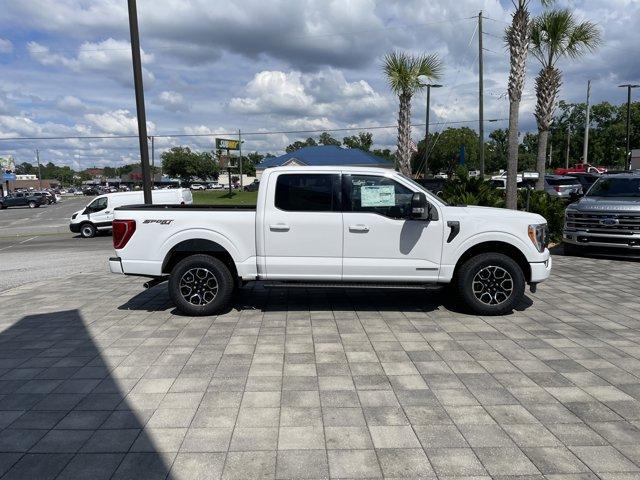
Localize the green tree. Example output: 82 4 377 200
531 8 600 189
486 129 508 173
318 132 341 146
343 132 373 151
412 127 479 175
161 146 218 182
382 51 443 175
285 137 317 153
371 148 395 163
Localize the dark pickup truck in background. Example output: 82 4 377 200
0 192 47 209
564 172 640 254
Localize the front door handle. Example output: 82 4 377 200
270 223 290 232
349 224 370 233
104 211 111 214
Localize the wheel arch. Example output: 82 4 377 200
453 241 531 282
162 238 238 281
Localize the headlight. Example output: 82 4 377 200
528 224 548 253
71 213 77 220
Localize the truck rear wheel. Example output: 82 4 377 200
455 252 525 316
28 201 36 208
169 254 234 316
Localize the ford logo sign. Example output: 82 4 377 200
600 217 619 226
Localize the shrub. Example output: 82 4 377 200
439 167 565 242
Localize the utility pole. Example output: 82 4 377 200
35 149 42 190
238 129 243 188
478 11 485 177
565 124 571 169
421 83 442 178
619 84 639 169
582 80 591 165
127 0 152 204
148 135 155 188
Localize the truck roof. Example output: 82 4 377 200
264 166 396 175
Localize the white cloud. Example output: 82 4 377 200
156 90 189 112
27 38 155 86
56 95 86 112
84 109 155 135
230 68 390 122
0 38 13 54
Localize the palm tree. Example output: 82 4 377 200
504 0 554 209
531 9 600 190
383 51 443 176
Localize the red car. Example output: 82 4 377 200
554 163 607 175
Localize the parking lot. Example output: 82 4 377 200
1 212 640 479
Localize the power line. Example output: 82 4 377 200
0 118 508 143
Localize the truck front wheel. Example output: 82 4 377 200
456 252 525 316
169 254 234 316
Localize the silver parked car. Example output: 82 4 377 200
545 175 582 199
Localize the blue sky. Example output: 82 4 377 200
0 0 638 168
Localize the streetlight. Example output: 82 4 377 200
618 84 639 170
418 80 442 178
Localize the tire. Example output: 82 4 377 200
455 252 525 316
169 254 234 316
0 203 6 210
80 223 97 238
28 201 36 208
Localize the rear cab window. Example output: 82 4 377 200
274 174 340 211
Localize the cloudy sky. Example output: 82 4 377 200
0 0 637 169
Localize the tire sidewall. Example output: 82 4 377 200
457 253 525 315
81 223 96 238
169 255 234 316
28 201 36 208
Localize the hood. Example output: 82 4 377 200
570 196 640 213
445 205 546 224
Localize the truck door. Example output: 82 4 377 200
341 174 443 281
262 172 342 280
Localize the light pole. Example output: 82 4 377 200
420 81 442 178
619 84 639 169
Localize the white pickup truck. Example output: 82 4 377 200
109 166 551 315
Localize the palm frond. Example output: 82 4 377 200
530 9 601 67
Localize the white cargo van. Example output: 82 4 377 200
70 189 193 238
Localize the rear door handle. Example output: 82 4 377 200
269 223 290 232
349 224 370 233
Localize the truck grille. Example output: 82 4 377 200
565 211 640 235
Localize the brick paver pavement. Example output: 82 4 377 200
0 254 639 479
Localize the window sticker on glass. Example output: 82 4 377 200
361 185 395 207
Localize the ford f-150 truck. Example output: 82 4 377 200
109 167 552 315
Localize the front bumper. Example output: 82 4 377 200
529 256 552 283
109 257 124 274
563 231 640 249
69 223 81 233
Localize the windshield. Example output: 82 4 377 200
398 173 449 206
587 177 640 197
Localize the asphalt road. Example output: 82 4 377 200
0 234 114 292
0 195 89 237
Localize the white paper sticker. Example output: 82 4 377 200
361 185 395 207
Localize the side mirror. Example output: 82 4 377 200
410 192 427 219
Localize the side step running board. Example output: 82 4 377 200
262 281 443 291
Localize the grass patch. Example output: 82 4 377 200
192 190 258 205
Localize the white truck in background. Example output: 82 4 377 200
70 189 192 238
109 166 551 315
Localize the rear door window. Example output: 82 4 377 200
275 174 340 212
